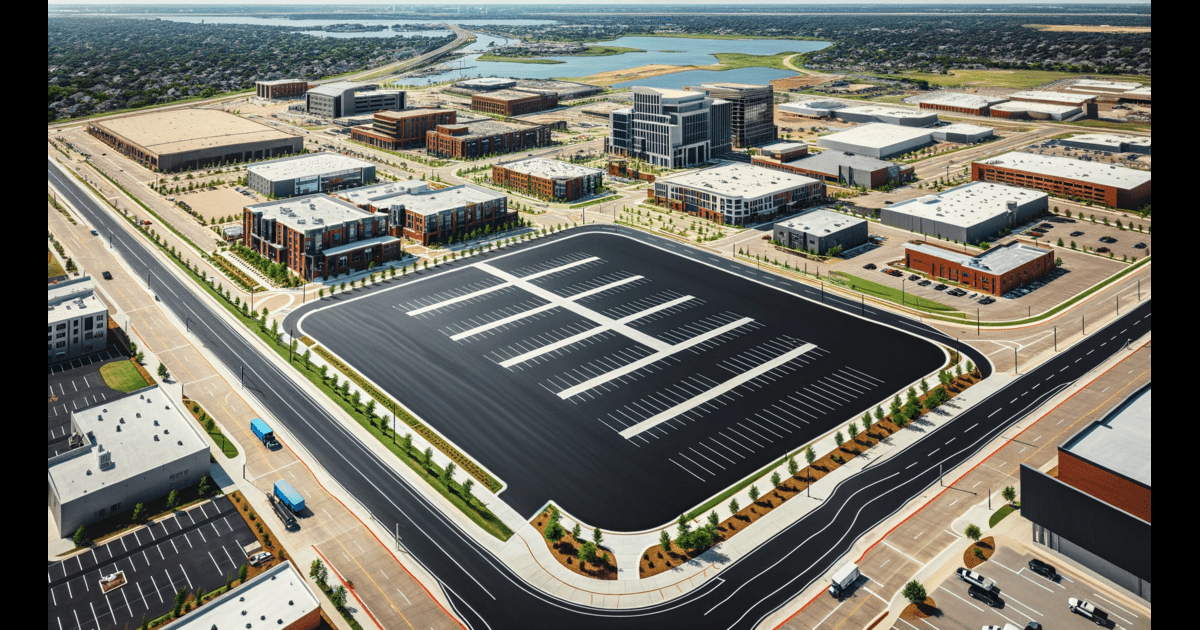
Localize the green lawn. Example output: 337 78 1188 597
989 504 1017 528
704 52 801 72
48 250 67 279
835 272 959 314
99 361 154 392
578 45 644 56
885 68 1151 90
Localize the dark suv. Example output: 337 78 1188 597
1028 558 1057 580
969 584 1003 608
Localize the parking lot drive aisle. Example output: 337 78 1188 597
47 350 128 458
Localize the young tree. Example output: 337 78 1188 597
956 364 963 378
902 580 927 606
577 541 598 564
350 390 361 411
834 431 845 451
787 455 800 478
771 471 782 488
748 485 760 505
73 525 88 548
707 511 720 531
544 518 565 543
659 529 672 553
157 362 168 379
848 422 859 443
571 523 582 541
920 378 929 394
173 587 188 618
198 475 212 497
331 585 348 609
364 399 376 420
302 349 311 370
890 395 903 418
310 559 328 587
1002 485 1017 504
966 360 975 375
461 478 475 502
166 489 179 510
862 412 873 436
401 433 413 454
444 462 456 485
422 447 433 469
964 524 982 542
728 497 740 516
805 445 816 469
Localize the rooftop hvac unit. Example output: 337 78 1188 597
98 449 113 470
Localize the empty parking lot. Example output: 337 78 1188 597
47 496 255 630
296 232 944 529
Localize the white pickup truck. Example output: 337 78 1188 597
957 567 998 592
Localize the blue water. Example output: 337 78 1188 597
613 67 799 90
402 34 828 85
143 16 552 38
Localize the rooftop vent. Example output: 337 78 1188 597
98 450 113 470
153 435 159 441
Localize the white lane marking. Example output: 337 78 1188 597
406 256 600 315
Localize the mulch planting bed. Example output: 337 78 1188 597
963 536 996 570
531 509 618 580
900 597 939 620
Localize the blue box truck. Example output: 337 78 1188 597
273 480 305 513
250 418 278 448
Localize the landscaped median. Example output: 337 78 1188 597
641 364 984 579
533 505 618 580
183 396 239 459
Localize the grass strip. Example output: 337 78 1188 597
685 446 808 522
99 360 154 392
48 250 67 279
989 504 1017 528
182 397 240 459
833 271 959 313
211 253 265 292
569 194 620 209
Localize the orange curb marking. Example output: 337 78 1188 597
773 337 1150 629
313 545 385 630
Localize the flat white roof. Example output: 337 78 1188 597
396 184 507 217
336 180 431 207
977 152 1152 191
887 181 1047 228
307 81 363 96
660 163 820 200
905 241 1050 276
248 152 374 182
818 123 931 150
1070 79 1144 92
839 104 933 119
1009 90 1094 105
1063 385 1151 487
1065 133 1152 150
920 92 1008 108
937 123 994 135
777 209 865 234
247 194 371 232
991 101 1081 116
458 77 515 86
48 387 208 503
762 141 807 152
257 79 306 86
49 278 106 325
633 86 700 100
170 561 321 630
780 100 845 113
498 158 603 180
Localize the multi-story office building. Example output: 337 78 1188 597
972 152 1151 209
351 109 457 150
386 184 511 245
492 158 603 202
773 209 868 255
425 119 552 159
255 79 309 100
686 83 776 148
247 152 376 198
471 90 559 116
243 194 400 279
651 163 824 225
607 87 731 168
304 82 405 119
48 277 109 363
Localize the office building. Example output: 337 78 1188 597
990 101 1082 121
881 181 1048 243
1060 133 1151 155
332 180 432 210
816 123 934 159
493 158 604 202
87 110 302 172
48 277 109 363
759 141 809 162
903 241 1054 296
247 152 376 198
305 82 405 119
471 90 559 116
687 83 777 148
779 100 845 119
455 77 517 91
607 86 731 168
1022 384 1151 601
929 123 995 144
753 150 914 190
351 109 457 150
255 79 309 100
835 105 939 127
381 184 511 245
425 119 552 159
48 387 209 538
918 92 1009 116
171 561 322 630
243 194 399 279
651 163 824 226
773 209 867 254
972 152 1151 209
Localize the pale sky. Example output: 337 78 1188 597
48 0 1151 5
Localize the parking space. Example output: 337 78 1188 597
47 349 127 458
1042 215 1151 262
46 496 256 630
908 546 1150 630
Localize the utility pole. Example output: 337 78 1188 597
1082 314 1086 335
1014 347 1018 375
240 366 244 389
1116 294 1119 315
1054 326 1057 352
977 308 980 335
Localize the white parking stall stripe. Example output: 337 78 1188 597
737 421 773 443
677 451 714 475
825 373 870 393
701 442 737 464
208 552 221 572
843 366 883 383
809 381 853 403
689 447 725 470
791 391 836 411
669 458 706 481
715 435 750 456
725 427 762 448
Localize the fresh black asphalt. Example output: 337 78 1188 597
52 157 1147 629
293 232 945 529
48 349 127 458
47 496 253 630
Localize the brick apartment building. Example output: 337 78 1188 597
255 79 309 100
351 109 457 150
390 184 511 245
471 90 559 116
243 194 401 280
903 241 1054 296
492 158 603 202
426 119 551 159
972 152 1151 209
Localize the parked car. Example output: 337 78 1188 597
890 269 903 277
948 288 967 297
863 263 877 270
102 271 113 280
1133 242 1147 249
884 200 894 204
918 280 932 287
909 274 920 281
934 284 948 291
957 568 997 592
969 585 1003 608
979 297 996 305
1099 236 1117 243
1068 598 1108 625
1070 231 1085 237
1028 558 1057 580
90 229 98 236
248 551 273 567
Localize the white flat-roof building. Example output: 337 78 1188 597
48 277 109 364
930 123 995 144
990 101 1082 121
1066 79 1145 96
247 152 377 198
651 163 824 226
1009 90 1095 106
881 181 1048 244
973 152 1152 208
333 180 432 209
773 209 868 254
836 105 939 127
816 123 934 158
1060 133 1151 155
48 387 210 538
493 158 604 201
456 77 518 91
779 100 846 118
170 561 322 630
918 92 1009 115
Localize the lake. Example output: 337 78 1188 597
137 16 552 39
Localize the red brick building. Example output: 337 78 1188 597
471 90 558 116
426 119 552 159
903 241 1054 296
492 158 604 202
973 152 1151 209
351 109 456 150
255 79 309 100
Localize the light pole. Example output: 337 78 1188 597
1054 326 1057 352
1014 347 1018 375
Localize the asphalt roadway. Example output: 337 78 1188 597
50 157 1150 629
293 232 945 529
